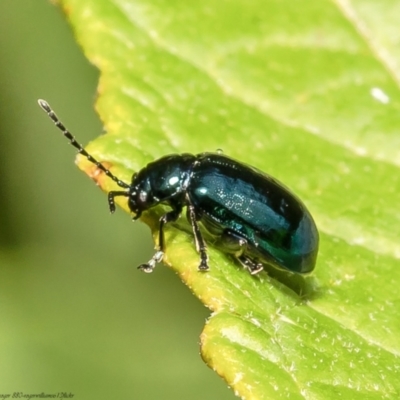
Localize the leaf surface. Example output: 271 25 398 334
60 0 400 398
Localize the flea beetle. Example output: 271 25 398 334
38 99 319 275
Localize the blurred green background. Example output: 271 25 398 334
0 1 233 398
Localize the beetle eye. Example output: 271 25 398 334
139 190 147 204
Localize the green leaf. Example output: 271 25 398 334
59 0 400 398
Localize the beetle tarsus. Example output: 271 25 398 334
138 250 164 273
249 264 264 275
237 255 264 275
198 261 210 272
138 263 154 273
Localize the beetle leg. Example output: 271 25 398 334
138 208 182 273
237 255 264 275
215 229 247 254
186 203 209 271
215 229 263 275
108 191 129 213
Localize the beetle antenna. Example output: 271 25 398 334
38 99 130 189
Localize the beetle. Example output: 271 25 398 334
38 99 319 275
